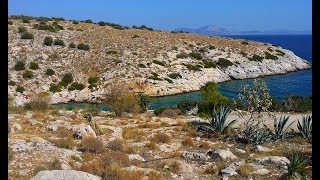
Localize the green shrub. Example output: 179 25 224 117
149 76 163 81
176 52 188 59
88 84 97 89
68 82 85 91
202 59 216 68
69 42 76 48
77 43 90 50
208 45 216 50
8 21 13 25
23 70 34 79
29 61 39 70
151 72 159 77
168 73 182 79
21 31 34 39
154 107 174 116
241 41 249 45
282 94 312 112
138 63 146 68
54 39 65 46
113 59 122 64
45 68 55 76
183 63 201 71
164 78 173 83
152 60 166 66
267 47 273 52
84 19 93 23
189 52 202 60
240 52 247 57
72 20 79 24
37 24 56 32
275 49 285 56
264 51 278 60
18 26 27 33
272 44 279 47
8 80 16 86
131 35 140 38
16 85 25 93
26 93 51 111
14 60 26 71
138 93 152 112
22 18 30 23
60 73 73 86
177 100 199 113
49 83 62 92
248 54 264 62
43 36 53 46
88 76 99 84
217 58 233 67
98 21 106 26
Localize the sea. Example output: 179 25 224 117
54 35 312 110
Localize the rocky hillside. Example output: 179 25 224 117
8 109 312 179
8 16 311 105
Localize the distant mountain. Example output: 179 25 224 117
173 25 311 35
174 25 233 35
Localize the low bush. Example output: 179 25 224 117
88 76 99 84
54 39 65 46
275 49 285 56
52 137 75 149
77 43 90 50
248 54 264 62
84 19 93 23
181 137 194 147
8 21 13 25
68 82 85 91
72 20 79 24
138 63 146 68
49 83 62 92
45 68 55 76
21 31 34 39
183 63 201 71
152 60 166 66
217 58 233 67
23 70 34 79
29 61 39 70
177 99 199 113
60 73 73 86
18 26 27 33
16 85 25 93
98 21 106 26
149 76 163 81
208 45 216 49
43 36 53 46
168 73 182 79
241 41 249 45
264 51 278 60
69 42 76 48
202 59 216 68
14 60 26 71
8 80 16 86
189 52 202 60
176 52 188 59
81 137 103 153
107 139 123 151
161 109 178 118
22 18 30 23
122 128 145 141
106 50 118 54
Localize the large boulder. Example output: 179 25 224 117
31 170 101 180
254 156 290 167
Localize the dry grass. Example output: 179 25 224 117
204 164 219 175
145 141 157 150
152 132 172 143
181 137 194 147
82 152 94 162
52 137 75 149
33 158 61 175
137 123 161 129
81 137 104 153
122 127 146 141
56 127 73 138
238 163 254 177
102 151 131 167
107 139 124 151
145 171 163 180
199 141 211 149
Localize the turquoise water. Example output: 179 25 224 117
54 35 312 111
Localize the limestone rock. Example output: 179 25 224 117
182 151 209 161
207 149 238 160
31 170 101 180
254 156 290 167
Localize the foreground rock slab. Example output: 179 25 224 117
31 170 101 180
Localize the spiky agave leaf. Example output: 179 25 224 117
273 115 293 140
211 106 237 134
297 115 312 142
279 153 308 180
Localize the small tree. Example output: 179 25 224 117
104 81 140 116
236 79 273 144
60 73 73 87
138 93 152 113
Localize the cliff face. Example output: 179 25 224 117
8 18 311 105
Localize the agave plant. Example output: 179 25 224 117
273 115 294 141
297 116 312 143
195 106 237 134
279 153 308 180
252 129 273 145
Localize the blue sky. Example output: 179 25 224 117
9 0 312 32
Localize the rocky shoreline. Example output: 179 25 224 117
8 18 311 105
